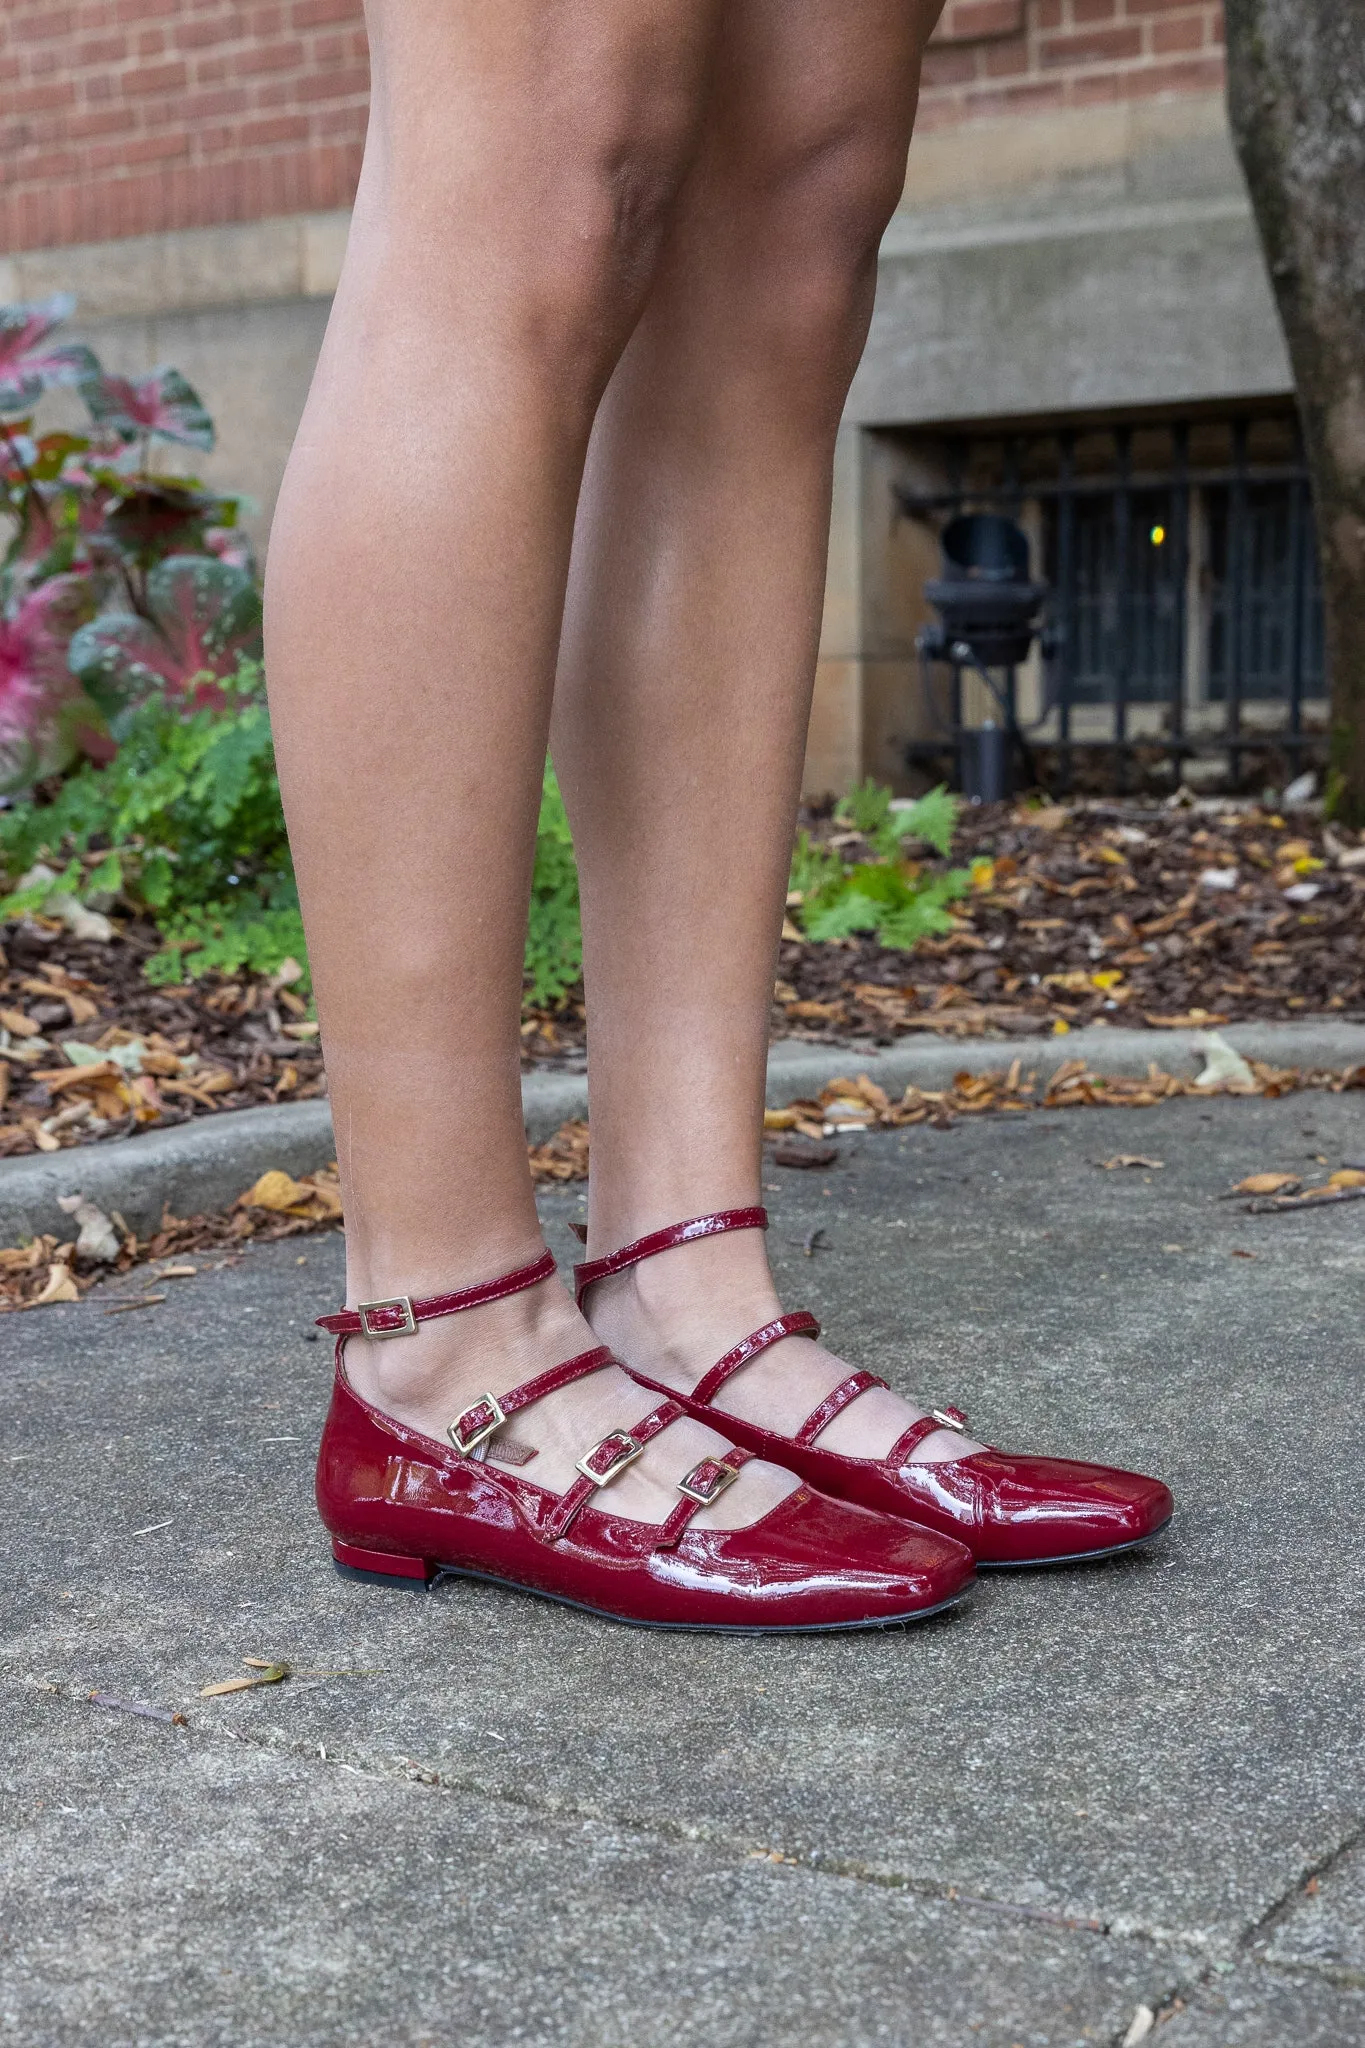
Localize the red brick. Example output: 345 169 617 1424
1072 0 1117 20
290 0 361 26
119 60 189 95
933 0 1024 43
1039 24 1143 64
1151 14 1207 52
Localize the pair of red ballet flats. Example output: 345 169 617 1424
316 1207 1172 1633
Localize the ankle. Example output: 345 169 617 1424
584 1231 782 1371
344 1277 589 1423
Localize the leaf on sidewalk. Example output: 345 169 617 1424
1231 1172 1302 1196
199 1660 290 1697
27 1261 80 1307
1096 1155 1164 1170
1193 1031 1257 1090
235 1167 343 1222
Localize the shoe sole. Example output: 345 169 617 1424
976 1512 1174 1570
332 1556 972 1633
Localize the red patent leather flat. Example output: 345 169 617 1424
314 1250 974 1631
575 1210 1173 1568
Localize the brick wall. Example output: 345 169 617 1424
0 0 369 253
0 0 1225 258
922 0 1224 127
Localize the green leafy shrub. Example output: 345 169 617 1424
789 780 971 947
525 765 583 1008
0 658 304 986
0 665 584 1005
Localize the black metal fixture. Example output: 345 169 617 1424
898 415 1324 795
915 512 1052 802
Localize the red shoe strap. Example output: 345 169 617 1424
793 1369 888 1449
886 1406 972 1469
692 1310 821 1405
654 1447 756 1551
447 1345 616 1456
318 1247 557 1339
544 1397 685 1541
573 1208 768 1306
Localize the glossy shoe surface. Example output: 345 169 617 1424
617 1393 1173 1568
316 1368 976 1629
575 1209 1173 1569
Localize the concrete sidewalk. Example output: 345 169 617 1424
3 1089 1364 2046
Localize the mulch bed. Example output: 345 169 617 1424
774 796 1365 1046
2 797 1362 1163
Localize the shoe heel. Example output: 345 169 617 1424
332 1538 437 1587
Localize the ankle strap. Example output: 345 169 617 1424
318 1247 557 1339
573 1208 768 1307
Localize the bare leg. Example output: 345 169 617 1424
553 0 978 1461
265 0 796 1527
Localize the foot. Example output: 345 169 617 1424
340 1265 801 1532
581 1226 987 1466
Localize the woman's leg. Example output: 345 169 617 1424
264 0 795 1525
553 0 975 1461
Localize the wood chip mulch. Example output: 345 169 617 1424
2 798 1361 1163
773 797 1365 1046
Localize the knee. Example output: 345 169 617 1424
524 115 693 380
725 118 911 400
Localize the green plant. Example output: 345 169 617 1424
789 781 971 947
525 765 583 1007
0 658 303 986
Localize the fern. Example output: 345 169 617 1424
795 782 970 950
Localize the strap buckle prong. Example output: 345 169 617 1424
677 1458 740 1507
575 1431 644 1488
357 1295 417 1340
448 1393 507 1457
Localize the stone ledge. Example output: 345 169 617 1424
0 211 351 324
3 1020 1362 1245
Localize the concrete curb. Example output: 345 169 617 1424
3 1019 1363 1244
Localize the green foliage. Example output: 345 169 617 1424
525 764 583 1007
790 782 971 949
0 657 305 987
834 777 959 858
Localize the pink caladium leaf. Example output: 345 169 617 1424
68 555 262 719
80 366 215 451
0 296 99 417
0 573 106 793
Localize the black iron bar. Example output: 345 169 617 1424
1113 427 1132 789
1169 425 1190 790
1287 429 1306 743
1227 420 1248 784
1056 429 1076 791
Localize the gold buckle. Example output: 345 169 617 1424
931 1406 967 1433
357 1295 417 1340
677 1458 740 1507
448 1393 506 1456
574 1431 643 1488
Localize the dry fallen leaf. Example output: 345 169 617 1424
1096 1155 1164 1171
27 1262 80 1307
1194 1031 1257 1090
0 1007 40 1037
763 1108 800 1131
199 1661 290 1698
56 1193 121 1265
1328 1168 1365 1189
1232 1172 1302 1196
